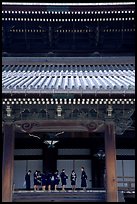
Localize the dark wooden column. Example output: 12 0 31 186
2 123 15 202
43 146 57 173
105 122 118 202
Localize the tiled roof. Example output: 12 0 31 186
2 63 135 94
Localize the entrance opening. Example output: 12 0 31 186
14 131 105 190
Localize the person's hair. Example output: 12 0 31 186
28 170 31 173
62 169 65 171
81 167 84 170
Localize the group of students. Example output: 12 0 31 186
25 167 87 191
33 169 60 191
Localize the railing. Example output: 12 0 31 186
117 176 135 192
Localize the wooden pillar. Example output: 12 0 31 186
2 123 15 202
105 122 118 202
43 146 57 173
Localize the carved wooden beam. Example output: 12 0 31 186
15 120 104 133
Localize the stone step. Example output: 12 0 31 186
13 191 106 202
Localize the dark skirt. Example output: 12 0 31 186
61 179 67 186
47 180 52 186
42 180 47 186
34 180 39 185
71 180 76 186
34 179 41 186
54 179 60 185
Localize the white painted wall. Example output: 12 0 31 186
13 160 43 189
14 160 26 189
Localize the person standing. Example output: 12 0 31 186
47 171 52 192
37 171 42 189
53 170 60 191
60 169 68 191
33 170 39 191
81 167 87 191
25 170 31 190
41 172 47 191
70 170 77 191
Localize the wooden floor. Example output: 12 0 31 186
12 190 106 202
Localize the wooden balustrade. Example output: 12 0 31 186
117 176 135 191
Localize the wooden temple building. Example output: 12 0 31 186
2 2 135 202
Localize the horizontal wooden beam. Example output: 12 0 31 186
15 120 104 133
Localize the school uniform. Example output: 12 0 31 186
37 172 42 186
70 172 77 186
54 172 60 185
34 171 40 186
81 170 87 187
60 171 68 186
47 172 52 186
41 173 47 186
34 171 41 186
25 172 31 190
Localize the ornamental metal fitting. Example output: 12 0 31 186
94 149 105 160
6 105 12 117
107 105 113 117
57 105 62 117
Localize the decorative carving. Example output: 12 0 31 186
39 109 49 119
21 109 30 119
2 102 135 135
88 109 97 118
86 122 97 131
71 109 79 118
112 109 134 135
115 117 133 135
21 122 39 132
78 111 88 119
